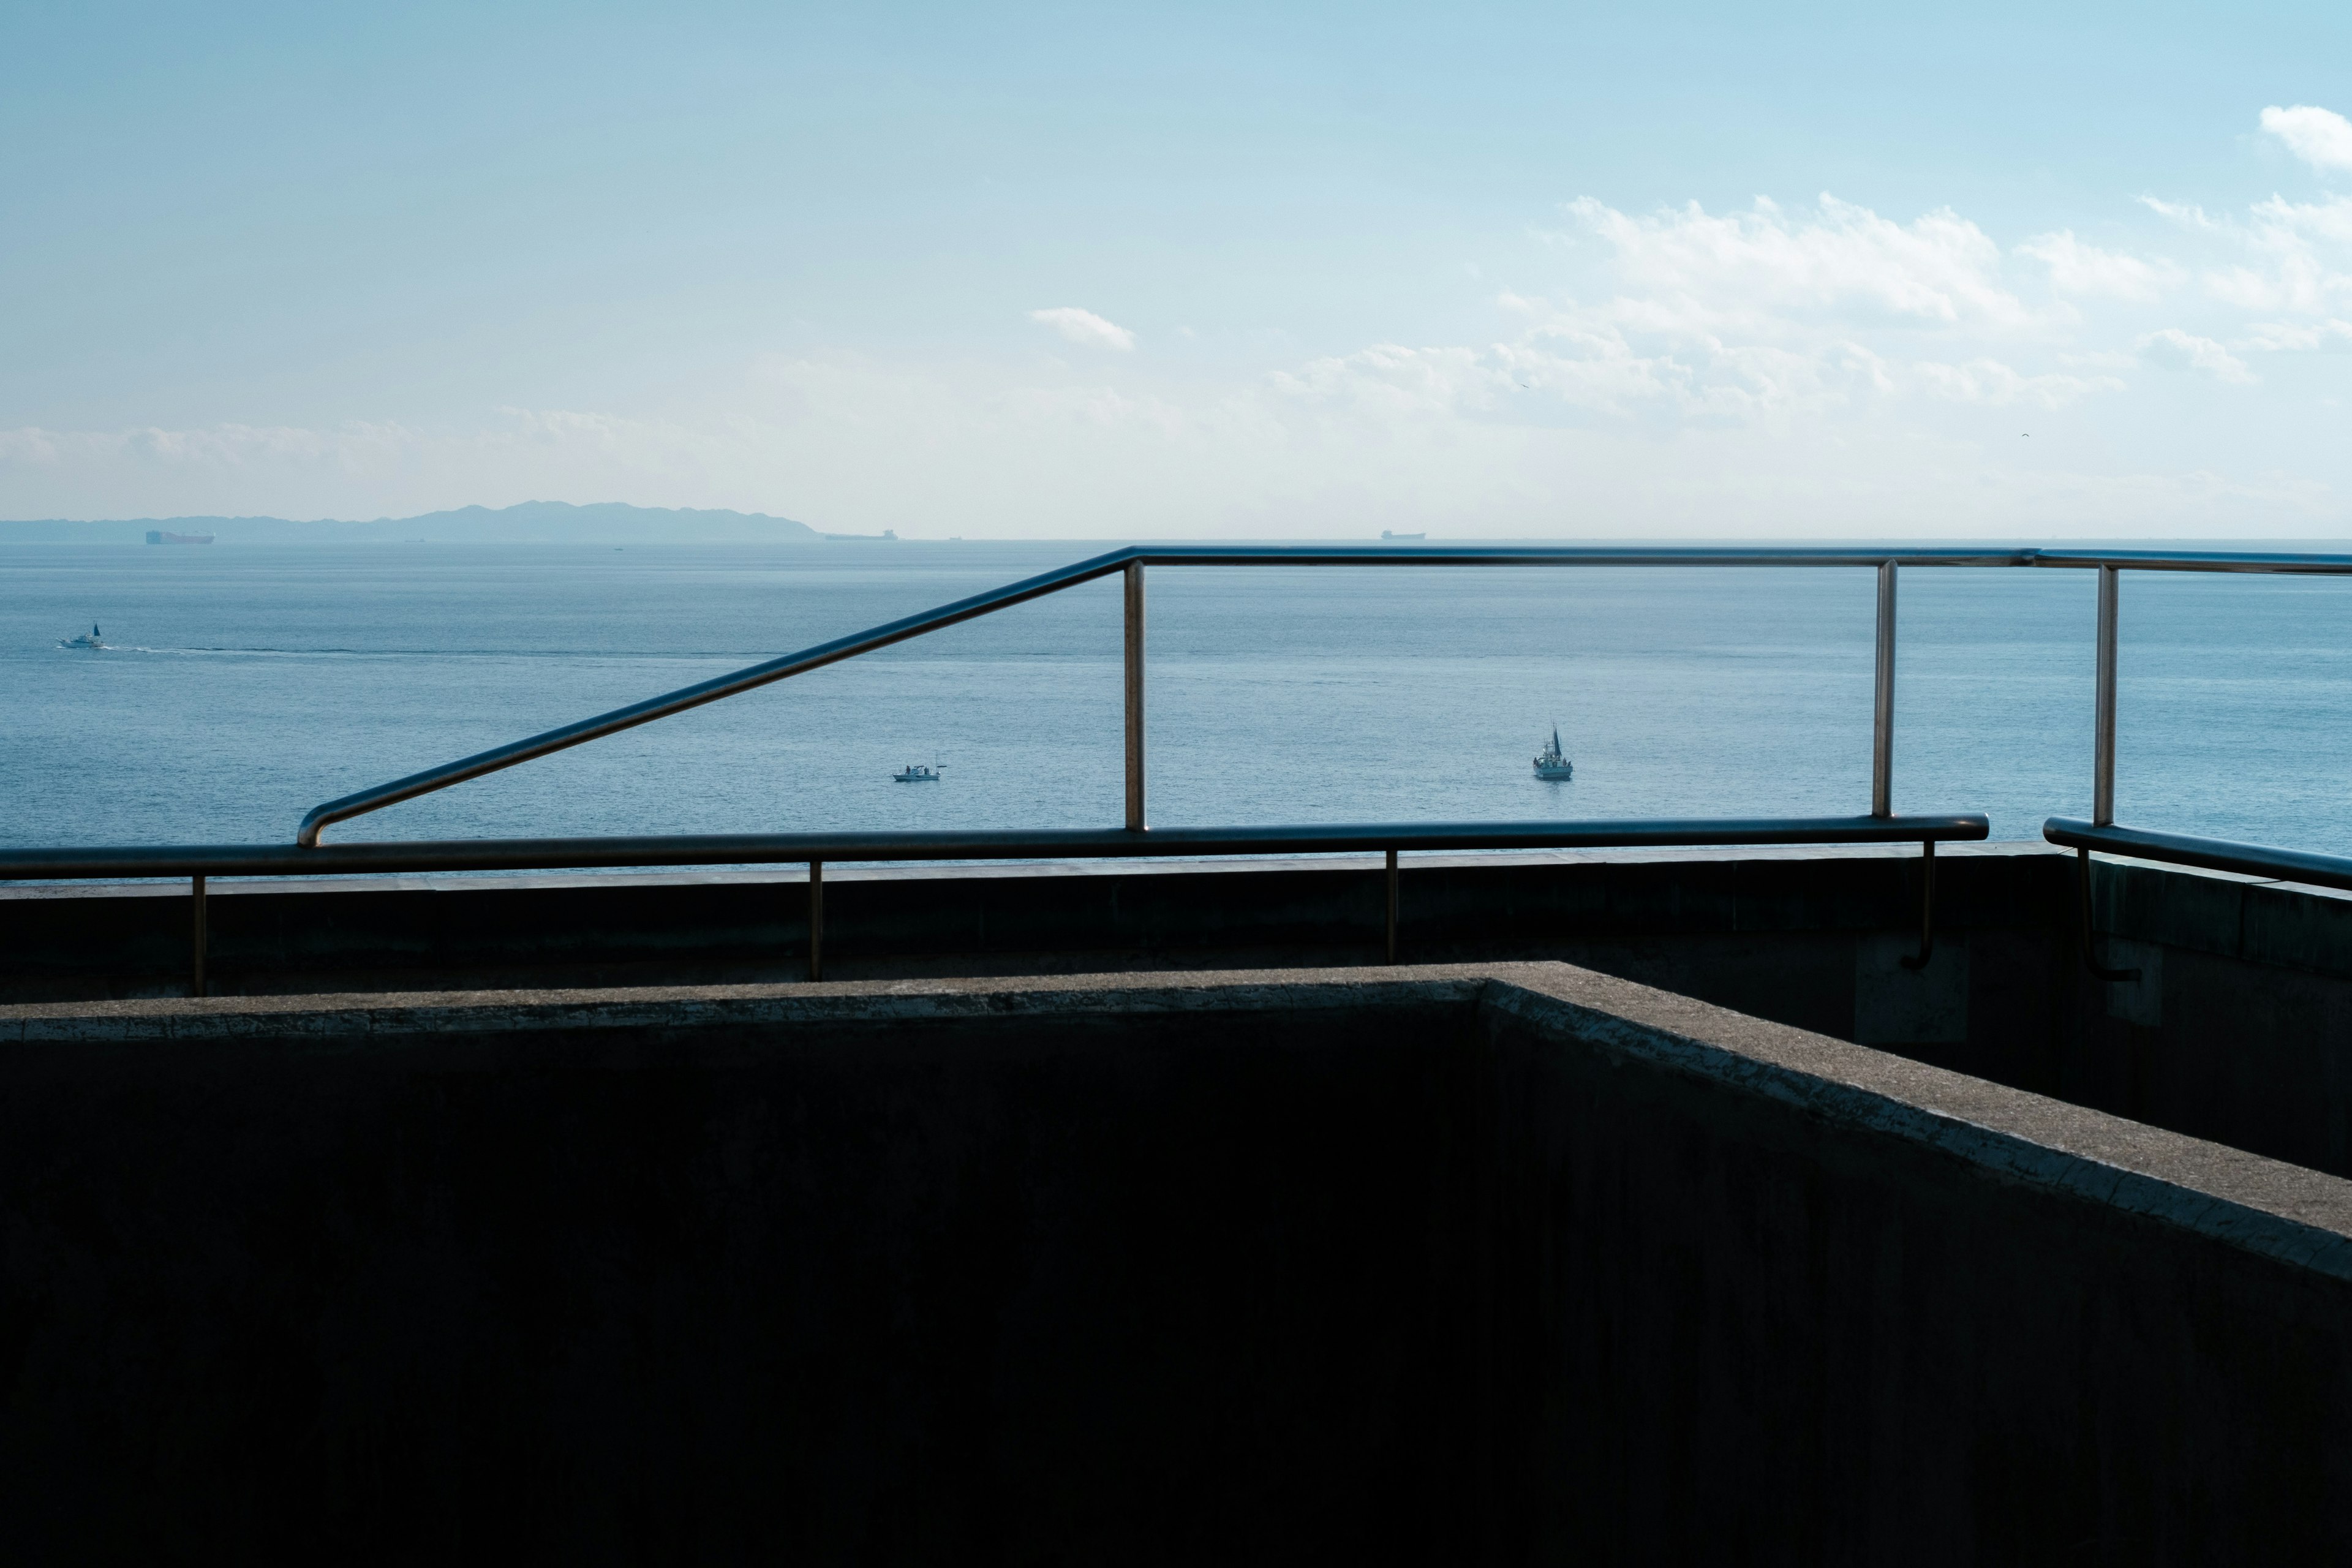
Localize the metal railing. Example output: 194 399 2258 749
290 545 2026 847
2028 549 2352 978
11 541 2352 995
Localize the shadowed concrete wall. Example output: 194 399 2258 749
4 967 2349 1562
1470 973 2352 1562
17 846 2352 1182
0 981 1483 1563
0 845 2070 1068
2053 856 2352 1182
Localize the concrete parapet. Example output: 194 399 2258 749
21 843 2352 1189
2067 856 2352 1178
2 965 2346 1558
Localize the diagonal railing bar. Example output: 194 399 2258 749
296 545 1135 846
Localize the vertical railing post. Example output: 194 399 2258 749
1385 848 1399 965
1124 560 1145 832
190 873 207 998
807 859 824 982
2094 564 2119 827
1872 560 1897 818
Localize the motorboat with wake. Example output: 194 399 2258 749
1532 726 1574 780
59 624 106 650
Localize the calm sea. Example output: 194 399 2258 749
7 541 2352 860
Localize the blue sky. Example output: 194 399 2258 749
4 1 2351 535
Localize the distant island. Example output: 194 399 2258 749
0 500 827 546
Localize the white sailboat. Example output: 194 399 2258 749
1532 726 1573 780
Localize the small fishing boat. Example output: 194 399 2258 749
893 761 944 783
60 624 105 650
1532 726 1573 780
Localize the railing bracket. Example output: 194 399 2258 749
1899 840 1936 970
807 859 824 983
1384 849 1399 965
190 873 208 998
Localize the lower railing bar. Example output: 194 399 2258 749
2042 817 2352 895
1899 840 1935 971
0 813 1992 883
190 873 207 999
809 859 824 983
1385 848 1398 965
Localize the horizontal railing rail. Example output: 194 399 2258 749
0 813 1991 882
2043 819 2352 895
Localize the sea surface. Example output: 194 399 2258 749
7 540 2352 864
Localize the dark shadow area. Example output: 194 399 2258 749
4 970 2350 1562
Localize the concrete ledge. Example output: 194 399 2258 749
1480 966 2352 1278
7 962 2351 1556
15 960 2345 1273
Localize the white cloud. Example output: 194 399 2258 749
2143 190 2352 315
2250 192 2352 247
1275 327 1905 426
0 420 420 474
17 184 2351 540
2138 328 2255 383
2140 197 2223 232
0 409 747 519
1271 196 2125 429
1028 306 1136 351
2244 318 2352 352
2261 105 2352 173
1914 358 2119 407
1558 193 2040 333
2015 231 2176 301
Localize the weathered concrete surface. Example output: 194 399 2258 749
35 845 2352 1189
4 965 2350 1561
2051 856 2352 1179
2 971 1485 1563
1469 967 2352 1562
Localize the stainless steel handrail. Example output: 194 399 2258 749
2043 820 2352 895
296 543 2046 845
2034 551 2352 972
288 542 2352 847
296 545 1135 846
0 814 1992 882
2027 549 2352 574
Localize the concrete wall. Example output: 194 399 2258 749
1472 971 2352 1562
17 845 2352 1184
0 979 1483 1563
2051 857 2352 1180
0 845 2072 1065
4 967 2350 1561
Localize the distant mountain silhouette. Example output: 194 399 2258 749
0 500 823 544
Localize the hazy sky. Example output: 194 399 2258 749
5 1 2351 536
